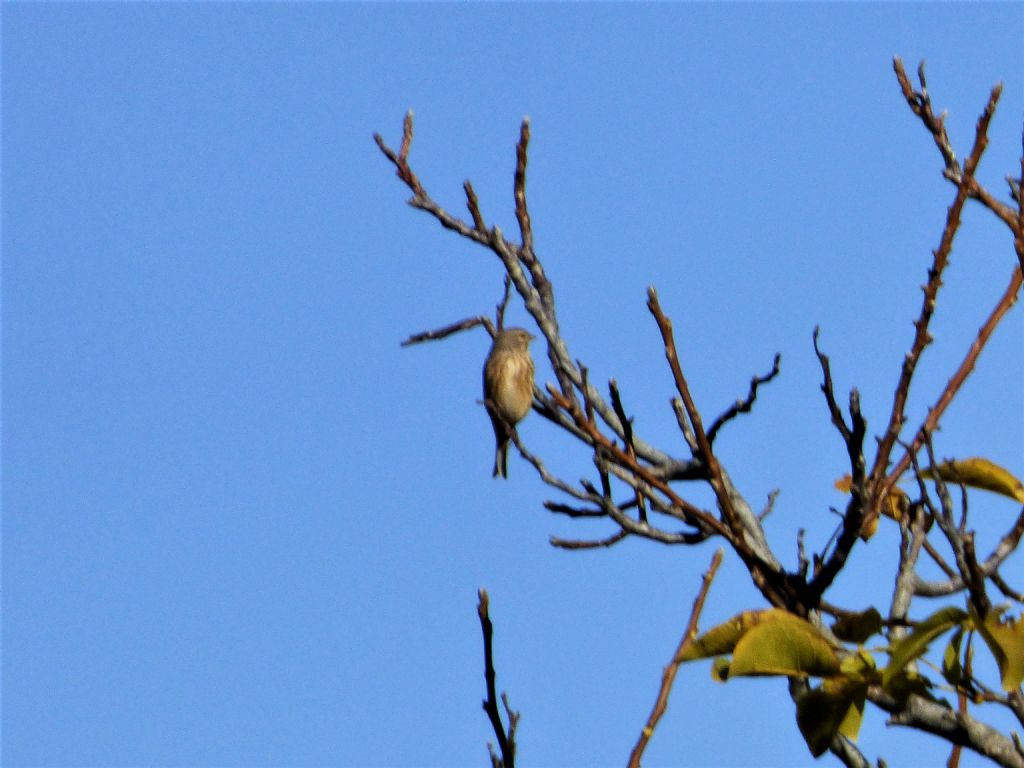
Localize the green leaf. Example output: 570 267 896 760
977 608 1024 691
941 628 964 687
729 613 841 678
883 606 968 688
839 649 878 683
831 608 883 644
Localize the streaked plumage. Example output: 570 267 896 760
483 328 535 478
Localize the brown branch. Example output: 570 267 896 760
893 59 1017 232
706 353 782 445
884 262 1022 492
871 63 1007 534
628 548 724 768
514 119 533 256
495 275 513 331
550 530 629 550
870 165 971 490
379 113 690 474
373 110 425 197
1017 126 1024 270
464 180 486 231
893 59 959 176
400 315 493 347
546 385 729 541
477 589 517 768
646 288 738 531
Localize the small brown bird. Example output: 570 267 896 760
483 328 536 478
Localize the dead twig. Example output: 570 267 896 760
401 316 494 347
628 548 724 768
477 589 517 768
706 353 782 445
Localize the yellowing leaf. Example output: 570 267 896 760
677 608 793 662
883 606 968 689
834 475 909 522
729 613 841 678
977 608 1024 691
921 457 1024 503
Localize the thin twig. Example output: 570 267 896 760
706 353 782 445
477 589 516 768
609 378 647 522
884 263 1022 492
627 548 724 768
464 180 486 231
514 119 533 257
812 328 852 443
546 386 729 540
873 64 1009 533
550 530 629 550
401 315 493 347
646 288 753 548
495 275 513 331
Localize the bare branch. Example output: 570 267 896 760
706 353 782 445
884 263 1023 494
628 548 724 768
892 59 959 176
808 386 868 602
477 590 517 768
609 378 647 523
870 688 1024 768
514 119 533 256
892 59 1018 231
401 315 494 347
889 503 929 636
812 327 852 443
991 570 1024 603
464 179 486 232
873 62 1016 535
495 275 514 331
550 530 628 550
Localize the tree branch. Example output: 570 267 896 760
477 589 517 768
628 548 724 768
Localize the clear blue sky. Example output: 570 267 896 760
4 4 1023 767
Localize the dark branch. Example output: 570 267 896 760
477 589 517 768
707 353 782 445
401 315 493 347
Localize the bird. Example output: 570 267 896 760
483 327 536 478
